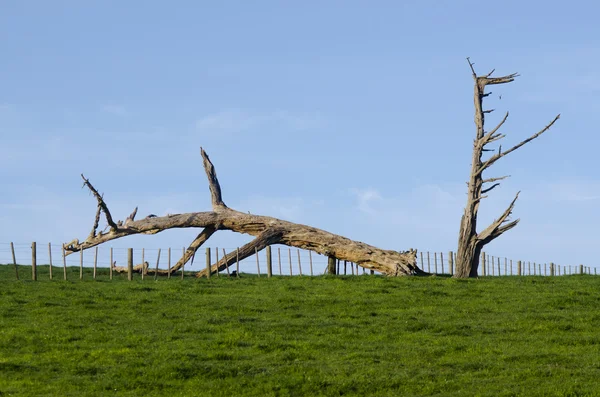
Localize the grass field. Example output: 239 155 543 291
1 264 600 396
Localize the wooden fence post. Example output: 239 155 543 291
127 248 133 281
266 246 272 278
206 247 211 279
93 246 98 280
155 248 161 281
297 249 302 276
288 248 293 275
11 242 18 280
168 247 172 278
550 262 554 276
277 247 282 275
580 264 584 275
215 248 220 278
31 242 37 281
420 252 424 271
517 260 522 276
309 251 314 276
344 260 347 275
497 257 500 276
222 248 230 278
434 252 438 274
427 252 431 273
62 246 67 280
110 247 113 280
448 251 454 275
528 261 531 275
79 249 83 280
48 243 53 280
327 256 336 275
255 247 261 277
510 259 513 276
481 252 486 276
440 253 444 274
504 258 507 276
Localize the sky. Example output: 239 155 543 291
1 0 600 270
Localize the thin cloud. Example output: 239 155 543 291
349 188 382 214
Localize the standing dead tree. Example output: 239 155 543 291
454 59 560 278
63 148 422 277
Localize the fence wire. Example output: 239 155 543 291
0 242 596 278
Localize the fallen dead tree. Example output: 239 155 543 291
63 148 421 277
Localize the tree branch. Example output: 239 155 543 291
481 112 509 144
481 183 501 194
476 114 560 175
196 228 284 277
65 149 419 276
477 191 520 243
201 147 227 210
482 175 510 184
81 174 118 230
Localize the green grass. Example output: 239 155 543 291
2 264 600 396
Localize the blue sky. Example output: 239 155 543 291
1 0 600 269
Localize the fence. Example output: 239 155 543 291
0 242 596 280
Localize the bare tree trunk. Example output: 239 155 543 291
455 59 560 278
64 149 421 277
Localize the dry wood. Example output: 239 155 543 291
455 58 560 278
64 148 419 277
48 243 53 280
93 246 98 279
31 242 37 281
11 242 18 280
62 246 67 280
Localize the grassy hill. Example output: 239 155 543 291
1 265 599 396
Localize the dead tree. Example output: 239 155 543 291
454 59 560 278
63 148 422 277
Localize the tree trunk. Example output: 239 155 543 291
64 148 422 277
454 59 559 278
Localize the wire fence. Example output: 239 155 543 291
0 242 596 280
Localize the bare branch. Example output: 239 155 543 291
196 228 284 277
477 191 520 243
482 175 510 184
473 195 488 204
485 133 506 145
200 147 227 210
477 114 560 175
481 183 501 194
483 109 495 114
467 57 477 78
479 73 520 86
81 174 118 230
125 207 138 226
140 226 216 275
89 204 101 239
481 112 509 144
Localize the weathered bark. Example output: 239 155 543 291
455 59 560 278
64 148 421 277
